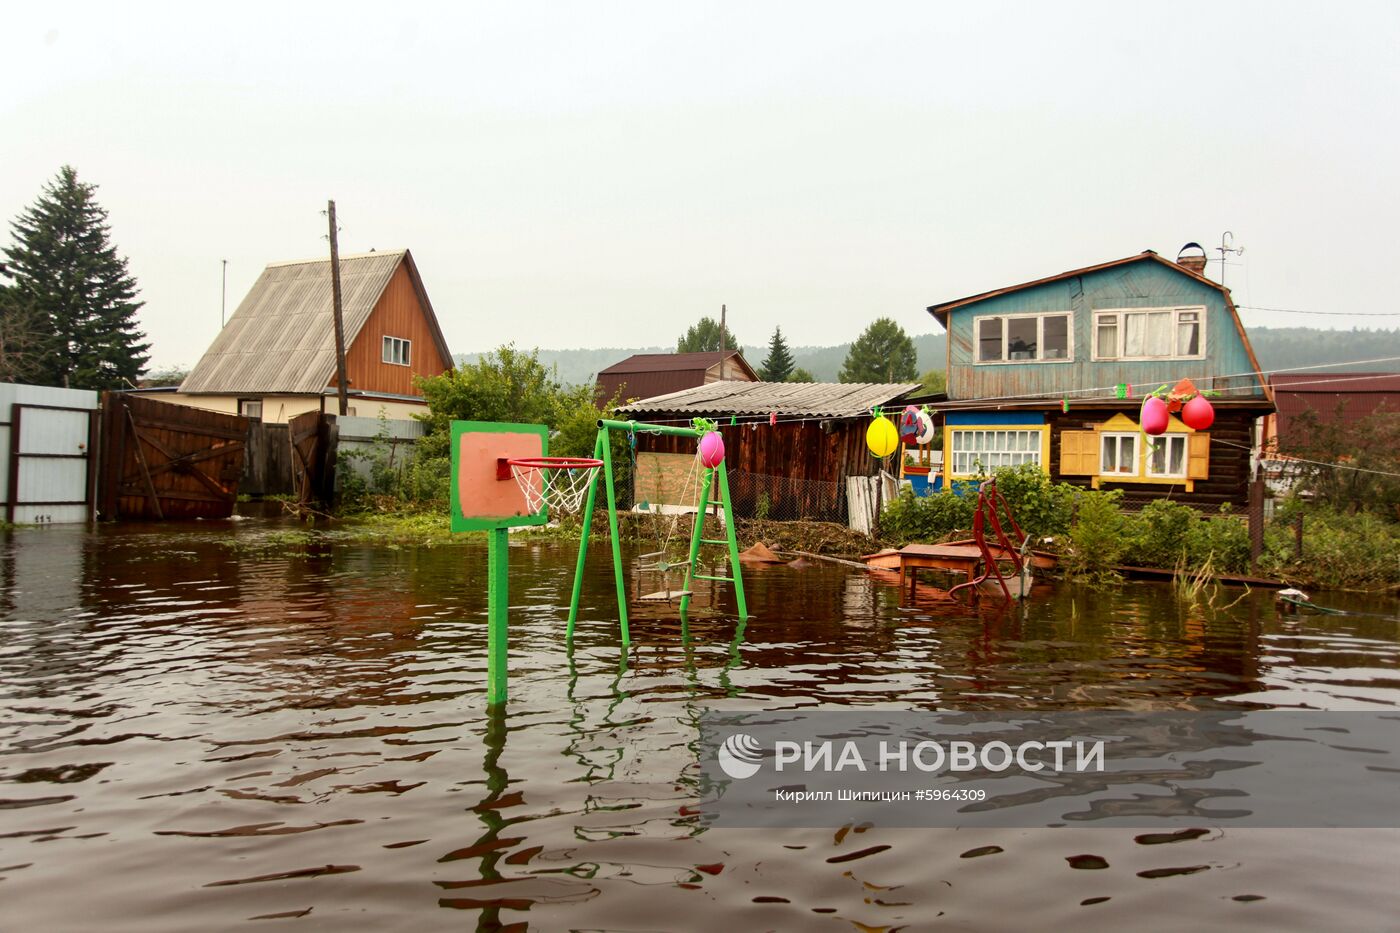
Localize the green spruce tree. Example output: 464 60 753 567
759 326 795 382
677 316 740 353
839 318 918 383
4 166 149 388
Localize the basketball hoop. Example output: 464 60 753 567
507 456 603 516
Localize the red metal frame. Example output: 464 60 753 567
948 478 1027 602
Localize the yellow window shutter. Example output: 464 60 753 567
1187 432 1210 479
1059 430 1096 475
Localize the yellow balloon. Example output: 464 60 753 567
866 416 899 458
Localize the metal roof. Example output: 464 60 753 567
598 350 753 375
1270 372 1400 445
596 351 758 404
616 380 921 418
180 250 449 395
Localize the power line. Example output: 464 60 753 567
617 355 1400 428
1238 305 1400 317
1215 437 1400 479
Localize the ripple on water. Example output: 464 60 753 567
0 523 1398 929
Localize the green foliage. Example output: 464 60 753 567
677 316 740 353
1064 490 1126 580
759 326 795 382
989 463 1076 541
3 166 149 388
787 367 816 383
1260 500 1400 589
1283 405 1400 517
917 368 947 395
840 318 917 383
0 284 45 383
356 344 628 512
1121 499 1251 575
880 486 976 542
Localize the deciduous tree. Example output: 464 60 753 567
839 318 917 383
677 316 740 353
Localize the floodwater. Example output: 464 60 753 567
2 520 1399 932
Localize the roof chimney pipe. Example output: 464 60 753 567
1176 242 1209 277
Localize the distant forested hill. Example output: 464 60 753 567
456 327 1400 387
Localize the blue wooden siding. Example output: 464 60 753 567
945 259 1265 401
945 411 1044 425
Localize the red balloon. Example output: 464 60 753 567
1141 396 1169 436
1182 395 1215 431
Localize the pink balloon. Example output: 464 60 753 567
1141 396 1169 436
1182 395 1215 431
698 430 726 468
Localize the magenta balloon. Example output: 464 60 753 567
1182 395 1215 431
698 430 726 467
1140 396 1169 436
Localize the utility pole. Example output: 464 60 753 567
327 200 349 416
220 259 227 327
719 304 727 379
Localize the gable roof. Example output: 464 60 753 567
181 249 451 395
597 350 757 402
616 379 920 419
599 350 756 376
927 251 1222 327
926 249 1273 403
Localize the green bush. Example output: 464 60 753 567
880 486 975 542
1063 489 1126 579
1124 499 1197 569
987 462 1076 542
1185 506 1251 574
1260 503 1400 589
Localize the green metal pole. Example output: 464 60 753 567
715 462 748 621
598 418 700 440
598 423 630 646
486 526 509 705
679 467 713 615
566 429 606 643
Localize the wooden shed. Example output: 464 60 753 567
616 380 919 521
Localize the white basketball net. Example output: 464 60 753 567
510 462 601 516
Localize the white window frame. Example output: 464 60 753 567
1092 306 1207 361
948 428 1044 477
238 398 263 420
382 336 412 366
973 312 1074 365
1146 434 1189 479
1099 432 1139 477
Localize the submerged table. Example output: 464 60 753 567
896 543 985 600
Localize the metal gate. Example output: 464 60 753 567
0 385 100 524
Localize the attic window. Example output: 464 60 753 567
975 313 1071 363
1094 307 1205 360
383 336 411 366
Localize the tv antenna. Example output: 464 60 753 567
1215 231 1244 288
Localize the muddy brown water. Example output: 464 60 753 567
2 521 1399 931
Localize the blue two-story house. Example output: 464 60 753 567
926 247 1275 509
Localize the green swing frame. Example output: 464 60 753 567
567 419 749 646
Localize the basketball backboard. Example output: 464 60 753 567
450 421 548 532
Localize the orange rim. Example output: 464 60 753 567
507 456 603 471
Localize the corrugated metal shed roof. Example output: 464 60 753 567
596 351 758 403
181 250 434 395
1271 372 1400 444
599 351 752 375
616 380 921 418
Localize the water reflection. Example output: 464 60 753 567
0 522 1397 930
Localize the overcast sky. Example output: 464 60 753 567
4 2 1397 370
